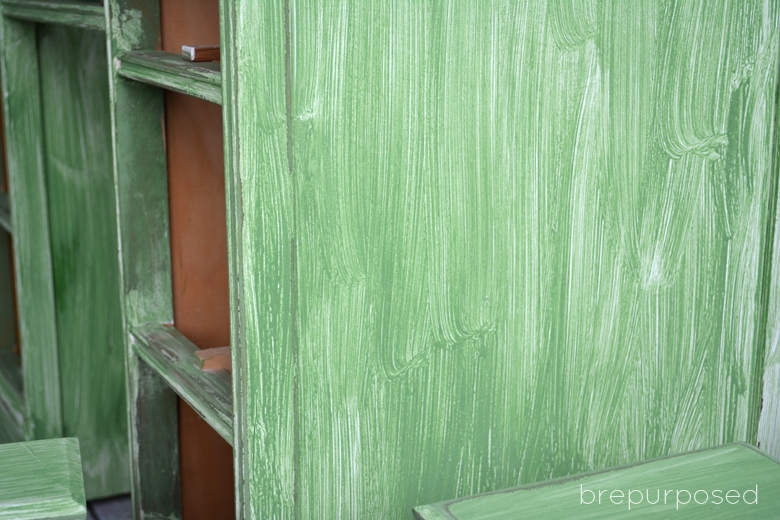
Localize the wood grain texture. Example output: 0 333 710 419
226 1 780 518
195 346 231 372
182 45 220 62
117 51 221 104
414 443 780 520
1 0 104 32
37 24 129 500
132 323 233 444
0 15 62 441
0 438 86 520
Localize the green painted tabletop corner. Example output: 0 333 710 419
413 443 780 520
0 437 86 520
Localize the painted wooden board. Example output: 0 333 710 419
225 1 780 518
0 14 62 441
220 1 291 517
413 443 780 520
117 51 221 105
36 24 129 500
0 438 86 520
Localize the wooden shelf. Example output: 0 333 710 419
0 193 11 234
1 0 105 32
117 51 222 105
131 322 232 445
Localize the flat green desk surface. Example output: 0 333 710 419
0 438 86 520
414 443 780 519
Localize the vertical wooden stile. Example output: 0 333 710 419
220 1 293 518
0 11 61 441
103 0 180 517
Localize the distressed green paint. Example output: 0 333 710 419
104 1 181 518
35 24 129 500
1 0 104 32
0 14 62 441
0 438 86 520
757 102 780 459
220 1 291 518
118 51 221 105
224 1 780 518
414 443 780 520
131 323 232 443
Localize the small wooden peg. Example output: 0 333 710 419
182 45 221 62
194 346 231 372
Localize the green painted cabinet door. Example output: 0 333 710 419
0 9 128 500
225 1 780 518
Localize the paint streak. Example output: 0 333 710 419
37 25 129 500
229 1 780 518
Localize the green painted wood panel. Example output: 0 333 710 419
221 1 291 517
227 1 780 518
0 438 86 520
0 14 62 441
414 443 780 520
36 24 129 500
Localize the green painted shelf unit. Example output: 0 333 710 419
104 1 231 517
0 437 87 520
0 0 129 500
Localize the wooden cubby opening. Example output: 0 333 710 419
160 0 234 518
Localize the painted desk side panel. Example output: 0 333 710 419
0 438 86 520
414 443 780 520
37 25 129 500
284 1 779 518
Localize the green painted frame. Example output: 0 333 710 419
0 6 62 441
104 0 243 515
